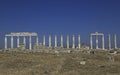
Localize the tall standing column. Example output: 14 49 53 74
5 36 7 49
72 35 75 48
114 34 117 49
43 35 45 46
78 35 81 49
23 36 26 46
96 35 98 49
36 36 39 46
67 35 69 49
17 36 20 48
11 36 13 49
102 34 104 50
108 34 111 50
61 35 63 48
90 34 93 49
29 36 32 50
55 35 57 47
49 35 51 47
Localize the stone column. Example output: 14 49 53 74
17 36 20 48
114 34 117 49
108 34 111 50
5 36 7 49
102 34 104 50
49 35 51 47
43 35 45 46
55 35 57 47
96 35 98 49
29 36 32 50
36 36 39 46
23 36 26 46
78 35 81 49
67 35 69 49
11 36 13 49
61 35 63 48
90 34 93 49
72 35 75 48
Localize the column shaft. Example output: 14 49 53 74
78 35 81 49
90 34 93 49
61 35 63 48
43 35 45 46
114 34 117 49
17 36 20 48
108 34 111 50
102 34 104 50
29 36 32 50
5 36 7 49
49 35 51 47
72 35 75 48
67 35 69 49
11 36 13 49
96 35 98 49
55 35 57 47
23 36 26 46
36 36 39 46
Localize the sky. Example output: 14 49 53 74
0 0 120 48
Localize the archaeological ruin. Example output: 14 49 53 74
1 32 119 53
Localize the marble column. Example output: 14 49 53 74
11 36 13 48
114 34 117 49
36 36 39 46
23 36 26 46
29 36 32 50
43 35 45 46
96 35 98 49
90 34 93 49
61 35 63 48
102 34 104 50
55 35 57 47
108 34 111 50
17 36 20 48
5 36 7 49
67 35 69 49
72 35 75 48
78 35 81 49
49 35 51 47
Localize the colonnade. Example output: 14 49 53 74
4 32 119 50
5 32 38 50
47 35 81 49
90 32 118 50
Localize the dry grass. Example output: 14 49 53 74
0 51 120 75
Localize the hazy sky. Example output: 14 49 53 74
0 0 120 48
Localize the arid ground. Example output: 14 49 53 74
0 51 120 75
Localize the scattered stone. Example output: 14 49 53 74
80 61 86 65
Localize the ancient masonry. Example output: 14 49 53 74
3 32 119 51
